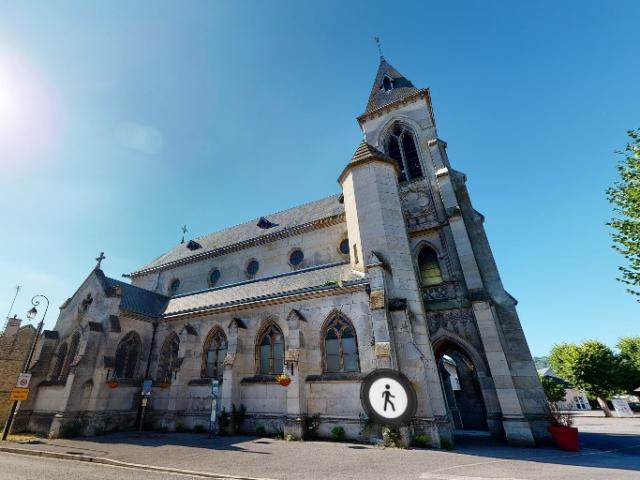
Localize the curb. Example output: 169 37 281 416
0 445 276 480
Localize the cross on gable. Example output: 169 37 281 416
95 252 106 269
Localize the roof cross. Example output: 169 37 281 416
181 225 187 244
95 252 106 269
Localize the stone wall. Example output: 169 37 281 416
0 318 36 426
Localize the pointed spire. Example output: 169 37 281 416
363 58 419 115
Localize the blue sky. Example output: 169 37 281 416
0 1 638 356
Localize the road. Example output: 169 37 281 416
0 453 229 480
2 416 639 480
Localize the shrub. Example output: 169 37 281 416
255 425 266 436
304 414 321 439
61 422 82 438
382 427 404 448
193 424 205 434
440 437 454 450
175 423 188 433
330 426 346 442
412 434 430 448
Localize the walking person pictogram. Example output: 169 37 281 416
382 384 395 412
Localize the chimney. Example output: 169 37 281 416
4 315 22 337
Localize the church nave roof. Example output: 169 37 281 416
131 194 345 277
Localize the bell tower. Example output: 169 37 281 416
342 58 549 446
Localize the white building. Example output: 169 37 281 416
16 57 549 447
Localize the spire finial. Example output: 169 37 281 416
95 252 106 269
374 36 384 60
181 225 187 244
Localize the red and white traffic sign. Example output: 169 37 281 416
16 373 32 388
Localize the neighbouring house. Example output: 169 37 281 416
538 367 591 411
0 316 37 426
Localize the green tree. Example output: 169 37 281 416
607 129 640 297
549 341 621 417
617 336 640 392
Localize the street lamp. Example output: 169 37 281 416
2 295 49 441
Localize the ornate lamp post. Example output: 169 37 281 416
2 295 49 441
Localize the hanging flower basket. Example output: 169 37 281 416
158 381 171 389
276 374 291 387
106 379 119 389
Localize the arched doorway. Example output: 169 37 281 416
435 342 488 431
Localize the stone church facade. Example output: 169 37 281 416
15 58 549 447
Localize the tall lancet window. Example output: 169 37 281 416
386 123 423 182
418 246 443 286
157 333 180 382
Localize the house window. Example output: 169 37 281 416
169 278 180 295
385 123 423 181
289 249 304 266
157 333 180 383
418 246 443 286
323 314 360 373
202 328 227 379
246 259 259 277
114 332 140 379
209 268 221 287
257 324 284 375
339 238 350 256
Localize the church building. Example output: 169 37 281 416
16 57 549 447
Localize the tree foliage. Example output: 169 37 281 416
607 129 640 297
618 336 640 392
549 341 621 399
540 376 566 403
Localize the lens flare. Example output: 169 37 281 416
0 47 58 174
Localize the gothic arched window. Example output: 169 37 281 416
257 323 284 375
418 246 443 286
157 333 180 382
59 332 80 381
51 342 67 381
385 123 423 182
323 314 360 373
114 332 140 379
202 328 227 379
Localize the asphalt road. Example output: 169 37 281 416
2 416 639 480
0 454 227 480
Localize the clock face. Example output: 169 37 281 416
360 369 417 425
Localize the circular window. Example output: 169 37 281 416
246 259 259 277
339 238 350 256
209 268 221 287
289 249 304 266
169 278 180 294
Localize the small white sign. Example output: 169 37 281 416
612 397 634 418
367 377 409 420
16 373 31 389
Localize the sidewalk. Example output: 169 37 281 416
1 416 639 480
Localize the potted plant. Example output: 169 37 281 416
106 377 119 389
276 373 291 387
541 375 579 451
158 376 171 389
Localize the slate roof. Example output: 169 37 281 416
132 194 345 275
103 276 169 318
364 59 421 115
350 141 395 164
164 261 364 316
338 142 399 183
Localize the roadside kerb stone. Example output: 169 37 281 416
0 445 276 480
